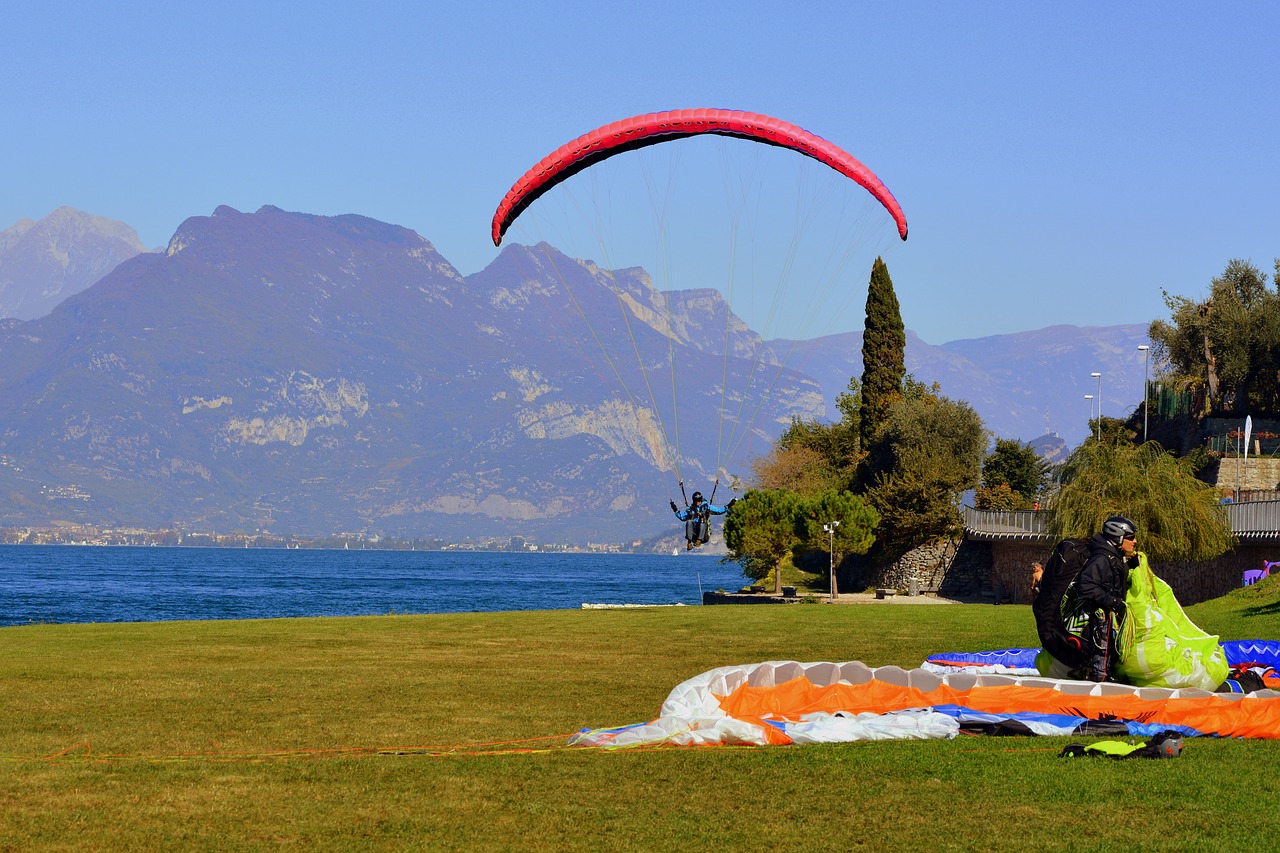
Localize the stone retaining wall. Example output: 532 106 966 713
876 538 993 597
1203 457 1280 495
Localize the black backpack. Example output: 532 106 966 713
1032 538 1092 669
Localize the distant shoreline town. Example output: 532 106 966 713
0 526 661 554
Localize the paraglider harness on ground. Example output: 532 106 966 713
1059 730 1183 760
1032 538 1093 671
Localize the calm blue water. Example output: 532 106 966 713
0 546 748 626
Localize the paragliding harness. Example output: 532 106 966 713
686 507 712 547
1215 663 1277 694
1032 538 1093 670
1059 730 1183 760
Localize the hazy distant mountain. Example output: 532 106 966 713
769 324 1150 444
0 207 148 320
1028 432 1070 465
0 206 819 541
0 204 1150 541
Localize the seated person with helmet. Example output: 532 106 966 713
669 491 735 550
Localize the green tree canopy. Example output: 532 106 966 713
724 488 878 594
1050 441 1235 562
981 438 1050 506
793 489 879 560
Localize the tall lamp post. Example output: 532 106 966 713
1084 394 1095 441
1090 372 1102 441
823 520 840 601
1137 345 1150 443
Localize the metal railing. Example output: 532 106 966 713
961 507 1054 541
1225 500 1280 539
964 501 1280 542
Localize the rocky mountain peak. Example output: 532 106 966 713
0 207 148 320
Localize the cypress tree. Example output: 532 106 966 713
859 257 906 454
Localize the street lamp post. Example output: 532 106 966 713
1090 372 1102 441
1137 345 1150 443
1084 394 1094 440
823 521 840 601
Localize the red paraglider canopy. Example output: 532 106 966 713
491 108 908 246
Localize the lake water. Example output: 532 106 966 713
0 545 748 626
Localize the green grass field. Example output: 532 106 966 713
4 578 1280 851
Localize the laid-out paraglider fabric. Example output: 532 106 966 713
924 641 1280 678
922 648 1042 675
569 659 1280 748
491 108 909 246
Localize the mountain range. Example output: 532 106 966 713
0 206 1150 542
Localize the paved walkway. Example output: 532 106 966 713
822 592 963 605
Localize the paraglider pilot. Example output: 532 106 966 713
1078 515 1139 682
670 491 735 550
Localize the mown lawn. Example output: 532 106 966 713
3 578 1280 851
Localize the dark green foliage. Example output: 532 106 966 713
981 438 1050 506
1149 258 1280 415
1051 441 1235 562
858 257 905 455
867 470 963 559
793 490 878 561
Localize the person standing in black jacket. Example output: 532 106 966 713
1077 515 1139 682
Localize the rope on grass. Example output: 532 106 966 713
4 733 585 765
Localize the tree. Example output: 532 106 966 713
723 489 802 593
865 393 987 559
974 483 1023 511
724 487 878 596
859 257 905 454
750 443 847 495
1149 258 1280 415
794 490 878 553
753 377 863 494
1050 441 1235 563
981 438 1050 507
793 490 879 594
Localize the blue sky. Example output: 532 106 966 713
3 2 1277 344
